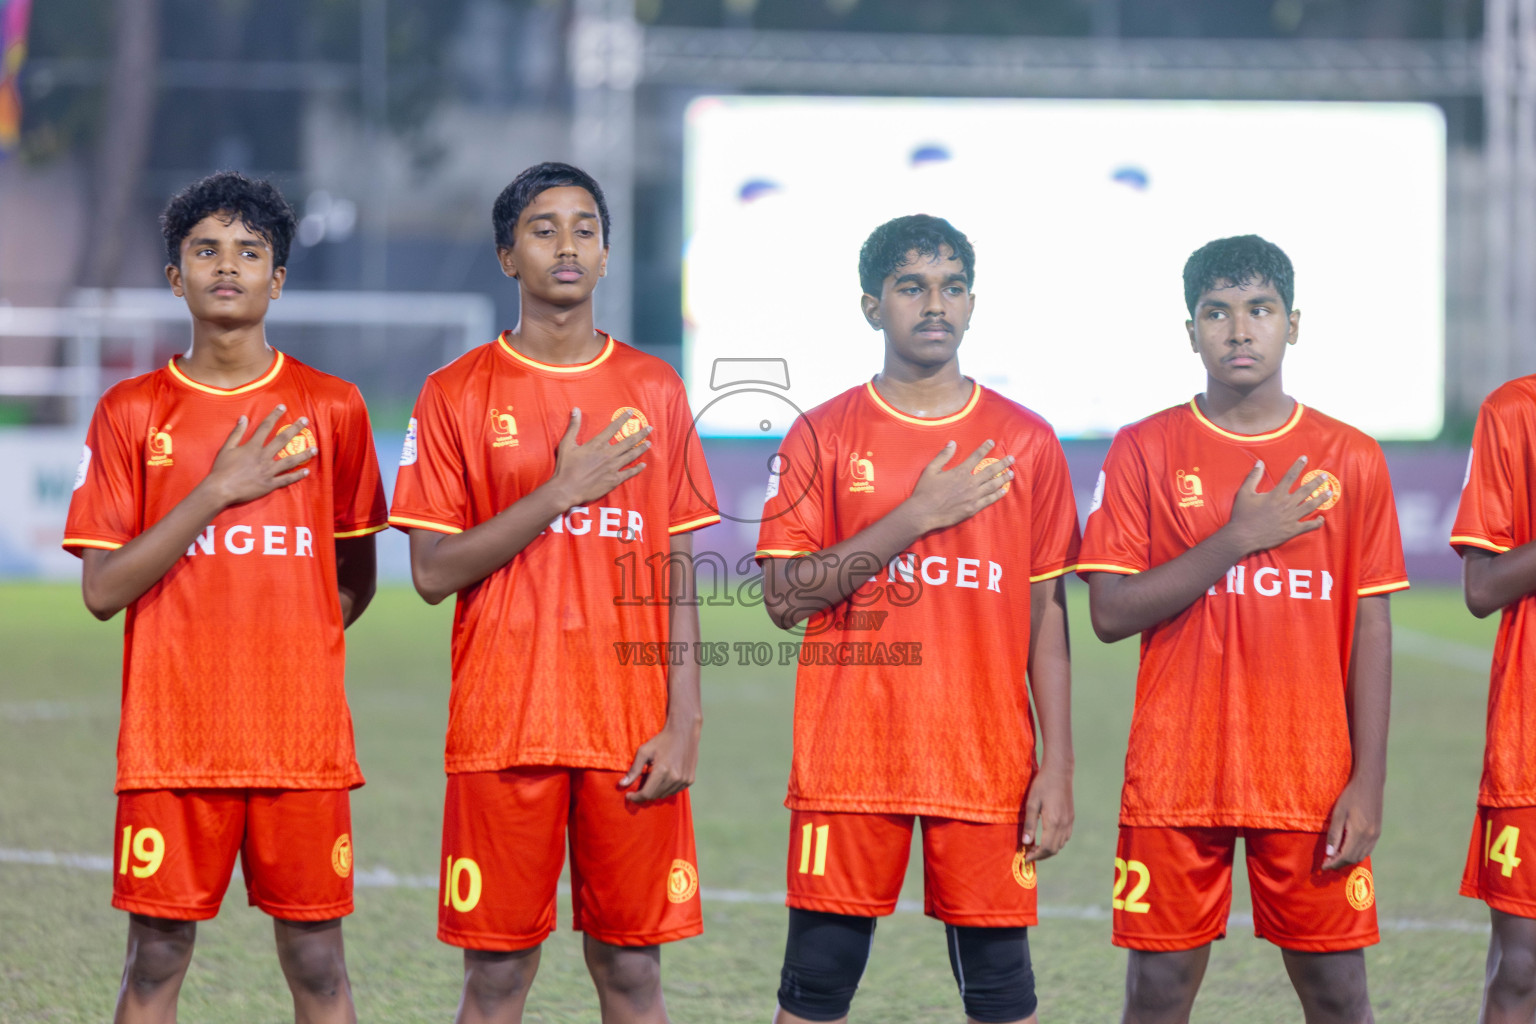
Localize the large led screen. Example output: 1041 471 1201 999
683 97 1446 439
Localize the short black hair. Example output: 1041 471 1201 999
492 162 611 250
1183 234 1294 317
160 171 297 269
858 214 975 297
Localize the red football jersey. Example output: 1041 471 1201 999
388 332 720 775
1079 399 1408 831
1450 375 1536 807
755 381 1081 823
63 351 388 792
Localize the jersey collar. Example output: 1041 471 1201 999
497 330 616 373
1187 396 1305 442
863 378 982 427
166 350 286 396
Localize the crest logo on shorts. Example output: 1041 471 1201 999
331 834 353 878
1299 468 1342 512
278 425 318 461
1345 864 1374 911
974 455 1011 496
489 407 519 448
847 452 875 493
610 406 650 443
1175 467 1204 508
147 428 174 467
667 858 699 903
1011 850 1037 890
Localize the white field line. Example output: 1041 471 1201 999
0 846 1489 935
1394 628 1493 674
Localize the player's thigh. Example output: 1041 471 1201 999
1462 805 1536 919
567 767 703 947
1244 830 1377 951
1112 826 1238 951
786 809 914 917
113 789 245 920
439 767 571 951
919 817 1037 927
242 788 354 920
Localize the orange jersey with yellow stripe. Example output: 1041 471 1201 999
1450 375 1536 807
388 332 720 775
754 381 1081 822
62 352 388 792
1079 399 1408 831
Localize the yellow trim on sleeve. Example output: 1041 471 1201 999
1450 535 1510 554
334 523 389 539
1188 397 1306 442
1075 562 1141 575
668 514 722 535
387 515 464 535
1357 581 1411 596
167 351 286 395
755 548 812 559
1028 565 1078 583
863 379 981 426
497 331 616 373
62 537 124 551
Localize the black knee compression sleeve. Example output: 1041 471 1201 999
946 924 1037 1023
776 909 877 1021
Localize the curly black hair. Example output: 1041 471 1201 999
1182 235 1294 317
492 162 611 250
160 171 297 269
857 214 975 298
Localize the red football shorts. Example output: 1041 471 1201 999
438 767 703 952
112 788 353 922
784 810 1038 927
1461 805 1536 917
1111 827 1378 953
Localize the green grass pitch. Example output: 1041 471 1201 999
0 581 1502 1021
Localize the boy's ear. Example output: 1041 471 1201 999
1287 307 1301 345
269 265 287 300
860 292 881 331
496 245 519 280
1185 319 1197 351
166 263 184 297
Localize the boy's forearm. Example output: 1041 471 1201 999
407 482 570 603
1086 525 1249 642
762 502 929 629
80 481 228 619
1462 544 1536 618
1347 595 1392 785
665 533 703 728
1027 576 1074 773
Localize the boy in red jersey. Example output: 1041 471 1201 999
1079 235 1406 1024
755 214 1078 1024
1450 377 1536 1023
63 171 387 1024
389 162 718 1024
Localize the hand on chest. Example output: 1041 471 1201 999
1159 447 1346 557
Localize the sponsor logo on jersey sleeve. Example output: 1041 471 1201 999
1175 467 1204 508
764 452 784 501
974 455 1010 495
1088 469 1106 514
667 858 699 903
489 407 519 448
74 445 91 491
1298 468 1341 511
847 451 875 493
147 428 174 467
400 417 418 466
